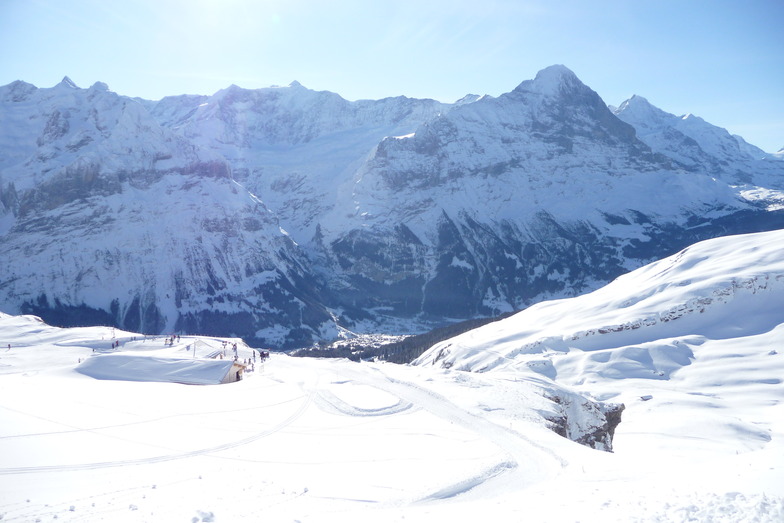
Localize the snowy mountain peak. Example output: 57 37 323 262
57 75 79 89
514 64 582 96
218 83 242 94
0 79 37 102
617 94 652 111
89 81 110 92
614 94 671 121
454 93 485 105
535 63 578 80
614 93 775 174
681 112 701 122
288 80 305 89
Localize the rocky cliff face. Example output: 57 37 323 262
148 82 449 242
1 68 783 347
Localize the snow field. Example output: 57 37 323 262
4 339 780 522
3 225 784 521
0 321 566 521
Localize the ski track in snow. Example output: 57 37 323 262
0 393 299 442
0 389 315 475
313 389 414 418
320 363 567 501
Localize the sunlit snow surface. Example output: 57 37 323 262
2 230 784 521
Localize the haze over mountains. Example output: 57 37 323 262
1 65 783 348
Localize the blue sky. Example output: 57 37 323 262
1 0 782 151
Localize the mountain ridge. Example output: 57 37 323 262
1 67 783 347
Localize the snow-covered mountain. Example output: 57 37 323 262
1 67 784 347
146 81 448 242
613 94 784 187
313 65 784 326
0 77 334 348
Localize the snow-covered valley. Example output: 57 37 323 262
1 229 783 521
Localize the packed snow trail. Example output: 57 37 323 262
301 358 567 502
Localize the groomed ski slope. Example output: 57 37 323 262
1 229 784 521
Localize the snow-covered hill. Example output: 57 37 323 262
416 228 784 373
414 229 784 510
2 67 784 346
1 229 783 521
